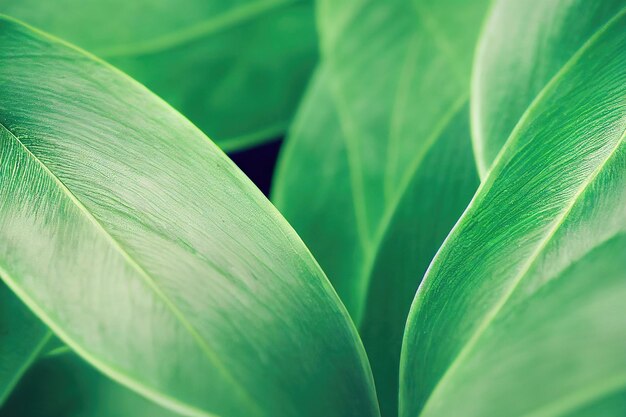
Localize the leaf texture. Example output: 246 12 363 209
0 16 378 417
273 1 490 414
471 0 626 176
401 7 626 417
0 0 317 150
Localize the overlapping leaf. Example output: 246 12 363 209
3 354 180 417
0 0 317 150
273 1 490 414
0 283 50 407
0 17 378 417
401 6 626 416
471 0 625 175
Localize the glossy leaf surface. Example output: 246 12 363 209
0 283 50 406
0 0 317 150
273 1 489 414
401 8 626 417
0 17 378 417
472 0 625 175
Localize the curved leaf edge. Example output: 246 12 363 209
0 14 377 417
354 96 469 326
0 255 221 417
0 329 52 407
401 6 626 416
470 4 626 178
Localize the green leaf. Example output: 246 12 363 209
562 389 626 417
471 0 625 176
401 7 626 417
273 1 489 414
3 354 181 417
0 16 378 417
0 0 317 151
0 283 50 406
43 342 72 358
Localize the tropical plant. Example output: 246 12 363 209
0 0 317 150
0 0 624 416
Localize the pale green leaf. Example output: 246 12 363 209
0 16 378 417
401 7 626 417
471 0 625 176
272 1 489 415
0 0 317 151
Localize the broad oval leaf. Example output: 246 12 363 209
0 0 317 150
0 283 50 406
401 8 626 417
273 1 489 415
471 0 625 176
0 16 378 417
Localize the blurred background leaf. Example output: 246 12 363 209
0 283 50 407
0 0 317 151
401 6 626 416
0 16 378 417
272 1 490 415
3 354 180 417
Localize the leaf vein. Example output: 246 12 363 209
0 121 262 417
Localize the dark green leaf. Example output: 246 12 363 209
3 354 180 417
0 16 378 417
0 0 317 150
0 283 50 406
401 8 626 417
273 1 489 414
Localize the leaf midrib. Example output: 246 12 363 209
0 121 262 417
326 2 468 209
327 74 469 324
416 8 626 415
420 124 626 417
321 0 475 323
384 32 421 203
471 5 626 178
95 0 298 58
355 95 468 325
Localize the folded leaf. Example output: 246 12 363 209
3 354 180 417
0 283 50 406
471 0 625 176
0 0 317 150
0 16 378 417
273 1 489 414
401 8 626 417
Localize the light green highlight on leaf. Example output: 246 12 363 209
0 16 378 417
